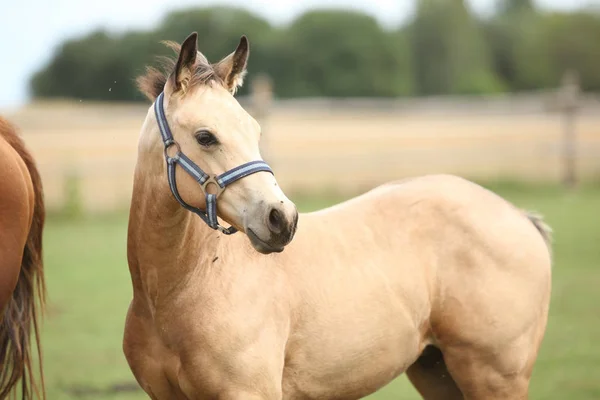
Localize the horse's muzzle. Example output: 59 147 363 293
247 205 298 254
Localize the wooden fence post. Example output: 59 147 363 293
558 70 580 189
251 74 274 163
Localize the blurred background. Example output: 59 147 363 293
2 0 600 398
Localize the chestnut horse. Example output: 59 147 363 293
124 32 552 399
0 117 46 399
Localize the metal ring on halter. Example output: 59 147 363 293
201 176 225 198
163 140 181 161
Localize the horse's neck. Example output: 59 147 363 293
127 167 217 306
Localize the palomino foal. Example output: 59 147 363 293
125 32 552 400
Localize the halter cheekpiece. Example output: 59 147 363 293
154 92 273 235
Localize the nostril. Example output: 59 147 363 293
268 208 284 234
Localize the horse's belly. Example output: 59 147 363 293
283 314 423 399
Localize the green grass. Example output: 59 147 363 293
38 182 600 399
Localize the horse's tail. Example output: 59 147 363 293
525 210 553 254
0 118 47 400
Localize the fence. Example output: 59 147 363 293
4 84 600 214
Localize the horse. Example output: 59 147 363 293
0 116 46 399
124 32 552 400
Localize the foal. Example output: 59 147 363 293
124 32 552 399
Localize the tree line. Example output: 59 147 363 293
30 0 600 102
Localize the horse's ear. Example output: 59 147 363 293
171 32 198 93
214 36 249 94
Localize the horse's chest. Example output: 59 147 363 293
149 294 290 396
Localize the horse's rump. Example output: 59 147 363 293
0 117 46 400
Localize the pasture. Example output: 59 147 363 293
40 181 600 399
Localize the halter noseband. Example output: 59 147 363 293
154 91 273 235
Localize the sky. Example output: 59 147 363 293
1 0 597 108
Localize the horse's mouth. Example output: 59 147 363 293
247 229 284 255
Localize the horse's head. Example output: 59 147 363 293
137 32 298 254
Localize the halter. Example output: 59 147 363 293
154 92 273 235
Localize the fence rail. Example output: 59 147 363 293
4 88 600 213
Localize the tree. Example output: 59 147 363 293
30 30 134 101
410 0 504 95
31 7 274 101
483 3 540 90
542 12 600 91
269 10 413 98
29 4 600 100
495 0 535 16
156 6 274 94
508 11 600 91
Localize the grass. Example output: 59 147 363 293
37 181 600 399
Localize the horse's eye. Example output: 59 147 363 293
195 131 218 147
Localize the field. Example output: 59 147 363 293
39 181 600 399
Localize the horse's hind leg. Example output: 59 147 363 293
406 346 463 400
440 345 532 400
438 317 547 400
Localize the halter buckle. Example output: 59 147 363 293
201 176 225 198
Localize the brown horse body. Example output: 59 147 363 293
0 117 46 399
124 33 552 399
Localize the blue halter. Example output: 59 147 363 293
154 92 273 235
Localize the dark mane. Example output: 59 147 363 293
136 41 222 101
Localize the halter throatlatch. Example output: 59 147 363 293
154 92 273 235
